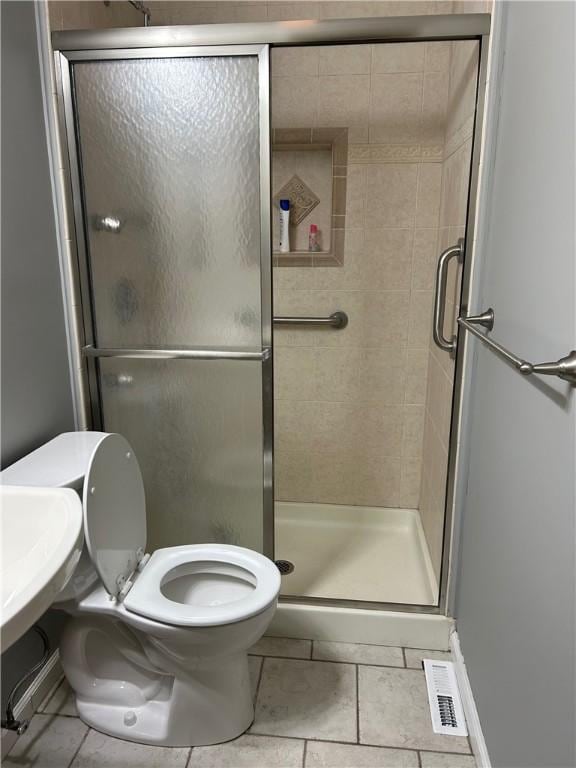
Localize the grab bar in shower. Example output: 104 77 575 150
458 309 576 384
273 311 348 329
82 345 271 361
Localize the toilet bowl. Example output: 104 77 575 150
1 432 281 747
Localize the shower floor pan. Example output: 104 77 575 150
275 502 437 605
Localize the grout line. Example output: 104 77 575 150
254 656 266 705
66 724 90 768
249 732 430 755
310 640 314 660
250 654 407 670
184 746 194 768
402 647 408 667
302 739 308 768
355 664 360 744
417 749 423 768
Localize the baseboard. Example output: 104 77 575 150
450 631 491 768
1 650 63 759
270 602 453 650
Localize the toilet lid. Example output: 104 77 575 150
83 433 146 597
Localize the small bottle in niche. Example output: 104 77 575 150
278 199 290 253
308 223 321 252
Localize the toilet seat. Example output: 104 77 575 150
123 544 281 627
81 432 280 625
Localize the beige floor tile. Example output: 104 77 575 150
40 678 77 716
358 667 470 753
313 641 404 667
253 658 357 741
189 734 304 767
250 636 312 659
4 713 88 768
420 752 477 767
404 649 452 669
249 655 263 699
71 729 189 767
306 740 419 767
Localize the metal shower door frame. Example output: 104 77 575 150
53 13 491 616
55 43 274 557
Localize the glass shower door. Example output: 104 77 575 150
66 48 272 554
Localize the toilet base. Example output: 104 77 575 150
59 610 264 747
74 654 255 747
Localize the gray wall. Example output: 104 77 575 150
1 1 74 710
1 0 74 469
455 2 575 766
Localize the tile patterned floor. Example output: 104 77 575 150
5 638 475 768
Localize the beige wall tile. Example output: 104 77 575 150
312 450 402 506
412 228 439 291
416 163 442 228
421 71 449 146
345 166 367 228
315 290 410 348
314 228 413 291
400 458 422 508
317 1 381 19
275 400 317 453
402 405 425 458
271 47 320 77
319 44 371 76
314 347 406 404
439 138 473 227
308 401 404 457
407 290 433 349
275 448 315 502
274 347 317 401
446 41 480 145
369 73 423 144
267 2 320 21
271 76 318 128
425 42 451 73
371 42 426 74
405 348 429 405
365 164 419 228
316 74 371 127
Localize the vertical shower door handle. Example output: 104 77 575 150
433 238 465 357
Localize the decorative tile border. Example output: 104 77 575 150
444 115 474 160
348 143 444 164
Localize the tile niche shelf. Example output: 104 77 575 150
272 127 348 267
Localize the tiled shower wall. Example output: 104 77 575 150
47 1 488 559
419 40 480 578
48 1 492 31
271 42 449 508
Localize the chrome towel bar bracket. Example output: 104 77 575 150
273 311 348 329
458 309 576 385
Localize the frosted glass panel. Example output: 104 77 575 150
99 358 264 552
73 56 261 348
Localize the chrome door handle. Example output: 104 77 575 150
433 238 464 357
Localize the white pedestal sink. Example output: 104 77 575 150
1 486 83 652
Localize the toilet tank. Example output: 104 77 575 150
0 432 107 490
1 432 108 601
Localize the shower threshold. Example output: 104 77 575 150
275 502 437 606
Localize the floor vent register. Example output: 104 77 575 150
423 659 468 737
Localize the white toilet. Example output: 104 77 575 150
1 431 281 747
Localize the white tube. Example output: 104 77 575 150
278 199 290 253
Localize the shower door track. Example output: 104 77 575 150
53 13 491 620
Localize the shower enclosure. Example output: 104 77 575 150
53 14 489 619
